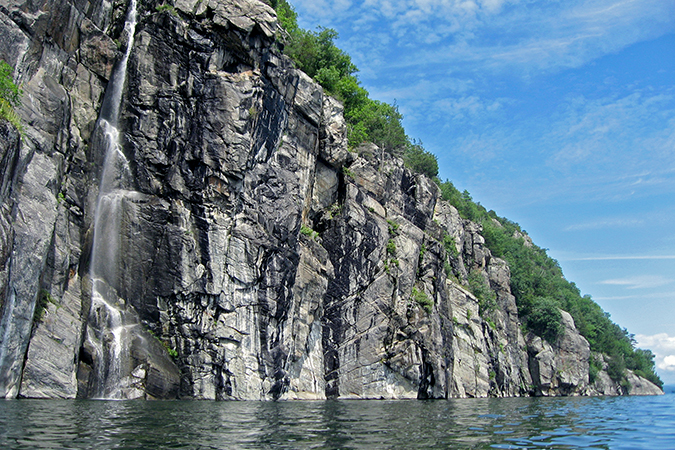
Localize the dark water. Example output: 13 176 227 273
1 394 674 449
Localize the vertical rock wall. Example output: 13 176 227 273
0 0 661 399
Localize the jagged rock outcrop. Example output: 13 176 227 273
0 0 662 399
526 311 591 396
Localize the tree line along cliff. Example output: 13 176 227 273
268 0 662 391
0 0 662 399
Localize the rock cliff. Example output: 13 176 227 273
0 0 662 399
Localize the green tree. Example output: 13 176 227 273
442 180 662 386
526 298 563 343
272 0 299 35
270 2 663 389
273 2 416 160
404 140 439 178
468 269 496 317
346 99 407 153
412 287 434 313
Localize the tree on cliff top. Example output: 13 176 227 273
437 178 662 388
273 0 436 176
273 1 661 390
404 140 439 178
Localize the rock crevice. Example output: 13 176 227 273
0 0 661 399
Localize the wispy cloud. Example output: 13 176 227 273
512 89 675 206
433 96 504 121
600 275 674 290
568 255 675 261
593 291 675 301
636 333 675 380
289 0 675 211
296 0 675 76
564 218 645 231
545 91 675 173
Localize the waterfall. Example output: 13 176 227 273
87 0 139 399
0 289 18 397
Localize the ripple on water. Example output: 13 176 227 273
0 395 674 449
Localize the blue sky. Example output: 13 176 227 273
287 0 675 384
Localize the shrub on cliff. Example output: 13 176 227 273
411 287 434 314
468 269 496 317
0 60 22 130
526 298 563 343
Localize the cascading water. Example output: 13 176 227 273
87 0 140 399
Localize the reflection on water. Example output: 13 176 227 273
0 395 674 449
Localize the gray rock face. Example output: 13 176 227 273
527 311 591 396
0 0 662 399
624 371 664 396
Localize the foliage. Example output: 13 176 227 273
606 354 626 382
387 219 400 236
0 61 20 106
34 289 57 323
327 202 342 219
436 180 483 221
418 243 426 263
412 287 434 314
166 346 178 359
589 355 601 384
526 298 563 343
346 99 407 153
404 140 438 178
0 60 22 130
444 261 453 277
435 177 663 387
146 326 179 360
629 349 662 388
155 4 178 15
443 233 458 258
271 0 299 35
467 269 496 317
386 239 396 256
273 1 437 172
300 224 318 240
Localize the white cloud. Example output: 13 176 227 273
636 333 675 382
291 0 675 82
663 355 675 368
306 0 675 75
433 95 503 120
600 275 674 290
545 91 675 170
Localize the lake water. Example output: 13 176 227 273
1 392 674 449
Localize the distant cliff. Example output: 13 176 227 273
0 0 662 399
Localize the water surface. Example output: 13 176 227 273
1 394 673 449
